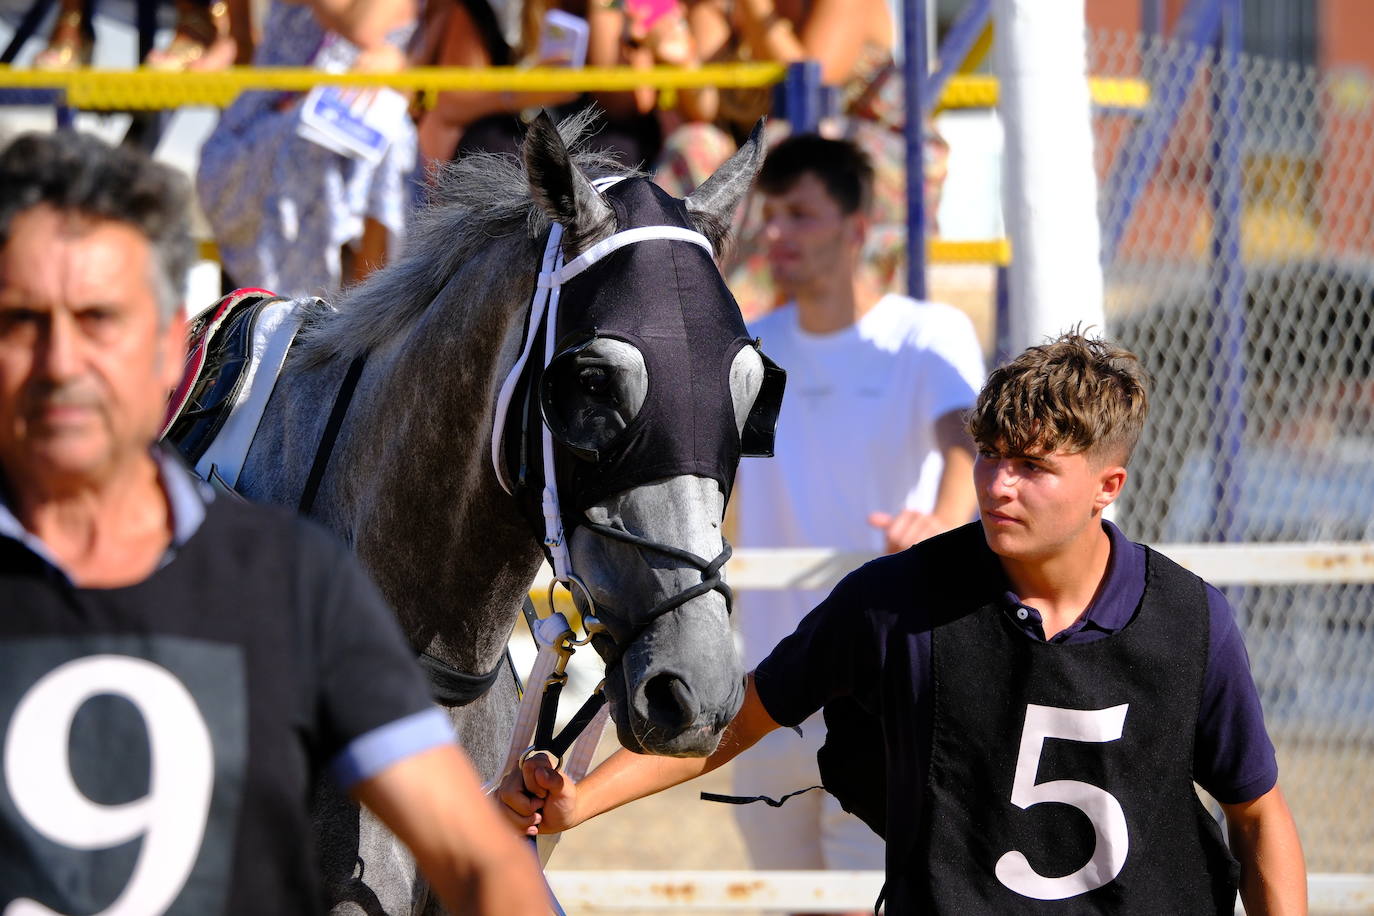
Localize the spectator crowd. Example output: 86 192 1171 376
24 0 945 308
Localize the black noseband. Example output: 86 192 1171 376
578 519 734 666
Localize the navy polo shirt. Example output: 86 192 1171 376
754 520 1278 809
0 447 453 793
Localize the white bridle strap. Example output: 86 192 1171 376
489 182 715 498
540 243 571 578
489 223 565 495
537 226 714 288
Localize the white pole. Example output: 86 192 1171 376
993 0 1106 353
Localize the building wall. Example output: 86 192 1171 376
1080 0 1374 262
1319 0 1374 253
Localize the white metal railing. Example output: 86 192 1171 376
726 542 1374 589
530 542 1374 599
544 871 1374 912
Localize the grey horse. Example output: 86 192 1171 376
231 111 771 912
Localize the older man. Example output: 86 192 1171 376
0 131 546 914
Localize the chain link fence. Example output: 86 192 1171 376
1090 29 1374 874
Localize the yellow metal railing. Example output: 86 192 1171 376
3 64 1086 268
937 73 1150 110
0 63 786 110
0 65 1146 113
197 237 1011 266
927 237 1012 266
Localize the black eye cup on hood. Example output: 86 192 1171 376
740 342 786 458
540 334 648 463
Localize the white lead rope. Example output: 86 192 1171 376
488 613 610 792
485 610 609 868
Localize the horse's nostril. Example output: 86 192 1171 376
642 673 698 731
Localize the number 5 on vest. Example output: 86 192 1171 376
995 703 1130 900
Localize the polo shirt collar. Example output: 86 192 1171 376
993 520 1146 643
0 446 212 584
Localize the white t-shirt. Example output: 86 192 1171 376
735 294 985 668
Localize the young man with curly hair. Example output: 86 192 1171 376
502 331 1306 915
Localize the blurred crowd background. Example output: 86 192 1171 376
0 0 960 325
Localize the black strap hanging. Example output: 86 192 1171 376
298 352 368 516
700 785 822 808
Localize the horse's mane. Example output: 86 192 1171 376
293 109 638 366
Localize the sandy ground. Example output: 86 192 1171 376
534 729 1374 916
1277 737 1374 874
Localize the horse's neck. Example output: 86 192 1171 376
333 236 547 669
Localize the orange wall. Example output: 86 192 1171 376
1318 0 1374 253
1085 0 1141 33
1084 0 1190 35
1320 0 1374 71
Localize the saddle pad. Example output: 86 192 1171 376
161 287 277 440
193 297 304 488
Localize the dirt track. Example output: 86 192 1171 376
545 731 768 916
539 731 1374 915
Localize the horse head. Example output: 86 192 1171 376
513 113 780 757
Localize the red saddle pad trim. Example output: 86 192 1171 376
160 287 278 438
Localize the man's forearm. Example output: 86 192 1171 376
932 410 977 528
573 746 722 825
357 744 550 915
931 451 976 528
426 846 549 915
1224 786 1307 915
570 675 779 827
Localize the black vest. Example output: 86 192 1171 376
921 546 1239 914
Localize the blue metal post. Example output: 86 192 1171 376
921 0 991 113
56 98 75 130
1100 0 1222 266
1141 0 1163 39
903 0 929 300
779 60 823 134
1209 0 1245 542
993 264 1010 365
135 0 157 62
1141 0 1163 84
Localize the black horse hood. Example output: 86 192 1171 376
548 178 775 510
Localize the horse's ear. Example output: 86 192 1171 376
684 118 766 252
524 110 614 252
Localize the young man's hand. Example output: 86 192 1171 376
499 751 581 835
353 744 550 914
498 676 781 840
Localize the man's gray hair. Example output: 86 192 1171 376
0 131 196 324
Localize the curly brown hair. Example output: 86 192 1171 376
966 330 1150 466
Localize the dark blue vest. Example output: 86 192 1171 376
921 543 1239 913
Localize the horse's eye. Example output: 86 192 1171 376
579 366 611 396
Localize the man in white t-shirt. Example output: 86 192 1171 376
732 135 985 888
